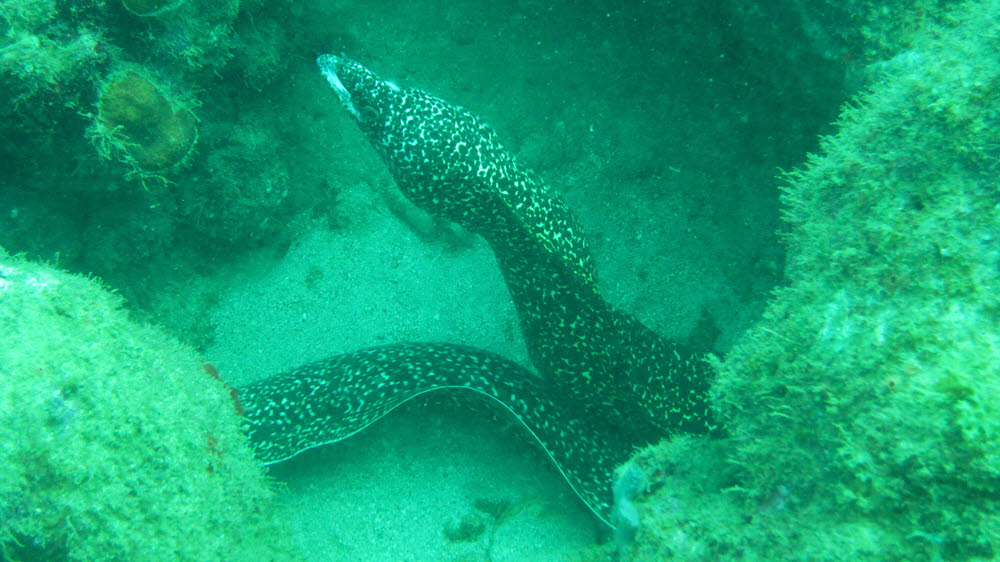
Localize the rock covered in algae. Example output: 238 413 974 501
619 1 1000 560
95 71 198 172
0 248 299 560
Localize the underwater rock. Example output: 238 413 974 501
95 71 198 172
621 1 1000 559
0 248 298 559
179 120 291 245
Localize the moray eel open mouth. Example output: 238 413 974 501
239 54 716 531
317 55 361 121
318 54 402 130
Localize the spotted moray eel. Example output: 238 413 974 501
238 55 716 529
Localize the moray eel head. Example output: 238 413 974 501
317 53 504 223
316 54 401 129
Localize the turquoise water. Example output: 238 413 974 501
3 1 998 560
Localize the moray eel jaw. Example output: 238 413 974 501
317 55 362 121
316 54 405 129
316 54 405 137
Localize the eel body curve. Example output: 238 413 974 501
315 54 714 441
239 55 717 531
240 343 629 526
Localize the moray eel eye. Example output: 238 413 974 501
358 103 380 123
